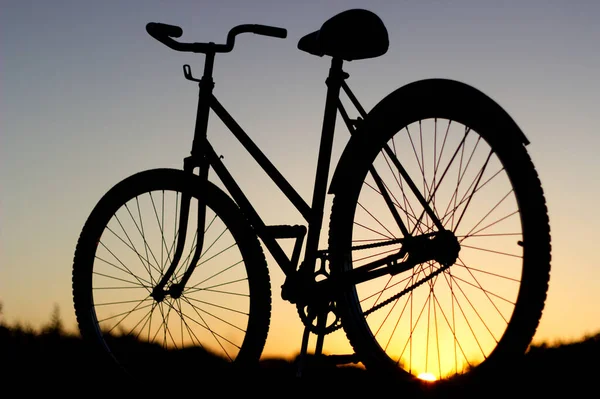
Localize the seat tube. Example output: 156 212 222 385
304 57 344 270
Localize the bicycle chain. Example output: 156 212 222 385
343 232 433 253
360 263 451 318
348 237 405 252
300 237 449 334
328 248 452 333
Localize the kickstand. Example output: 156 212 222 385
296 323 312 377
296 310 327 377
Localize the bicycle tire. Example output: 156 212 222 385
72 168 271 378
328 79 551 382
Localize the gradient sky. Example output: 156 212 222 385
2 0 599 359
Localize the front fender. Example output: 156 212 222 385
329 78 529 194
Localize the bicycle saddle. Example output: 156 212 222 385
298 9 389 61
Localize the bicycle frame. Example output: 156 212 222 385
153 49 447 305
147 48 352 302
189 57 345 284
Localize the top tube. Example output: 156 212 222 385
146 22 287 54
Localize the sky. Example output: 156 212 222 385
2 0 599 361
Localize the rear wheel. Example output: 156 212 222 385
72 169 271 378
329 89 550 382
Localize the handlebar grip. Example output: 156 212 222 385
146 22 183 39
250 24 287 39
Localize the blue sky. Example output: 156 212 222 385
2 0 599 358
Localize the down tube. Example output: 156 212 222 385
210 96 311 220
201 137 297 277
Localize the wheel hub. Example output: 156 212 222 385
405 230 461 267
151 283 184 302
151 286 166 302
431 229 461 266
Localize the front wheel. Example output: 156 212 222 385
72 169 271 378
328 80 551 383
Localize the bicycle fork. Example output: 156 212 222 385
151 160 209 302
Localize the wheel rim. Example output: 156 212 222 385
84 187 253 371
346 118 528 380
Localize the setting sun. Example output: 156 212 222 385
417 373 437 382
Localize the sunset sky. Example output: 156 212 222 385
2 0 599 360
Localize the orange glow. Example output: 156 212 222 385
418 372 437 382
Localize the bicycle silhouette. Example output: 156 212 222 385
72 9 551 382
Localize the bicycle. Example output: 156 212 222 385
72 9 551 383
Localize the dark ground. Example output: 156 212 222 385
2 322 598 397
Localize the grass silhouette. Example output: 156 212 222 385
1 304 598 396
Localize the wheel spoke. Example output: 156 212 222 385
102 224 162 281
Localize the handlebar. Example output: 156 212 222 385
146 22 287 53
